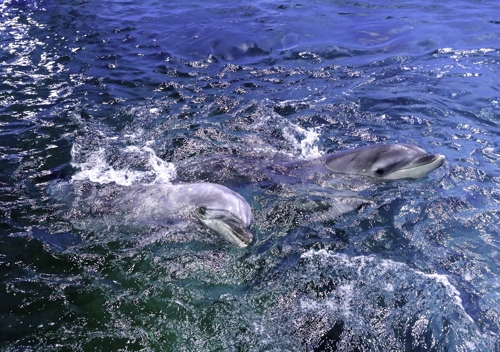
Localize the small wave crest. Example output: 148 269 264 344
295 249 490 350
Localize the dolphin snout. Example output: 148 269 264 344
431 154 446 168
413 153 445 168
230 225 253 247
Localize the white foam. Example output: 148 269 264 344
70 144 176 186
252 99 325 159
143 147 177 184
419 272 474 323
301 249 476 325
336 283 354 318
282 124 323 159
297 250 487 350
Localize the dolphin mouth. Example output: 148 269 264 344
403 153 446 170
382 153 445 179
227 223 253 247
197 207 253 247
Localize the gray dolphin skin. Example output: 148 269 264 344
321 144 445 180
117 182 253 247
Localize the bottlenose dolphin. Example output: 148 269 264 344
112 183 253 247
287 144 445 181
52 181 253 247
322 144 445 180
161 183 253 247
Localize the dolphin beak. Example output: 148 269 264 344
207 218 253 247
382 153 445 180
434 154 446 168
392 153 445 179
228 223 253 247
412 153 445 168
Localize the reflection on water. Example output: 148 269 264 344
1 0 500 351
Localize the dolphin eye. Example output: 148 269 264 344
197 207 207 218
374 168 385 176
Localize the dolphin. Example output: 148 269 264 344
159 183 253 247
286 144 445 181
54 181 253 247
321 144 445 180
111 183 253 247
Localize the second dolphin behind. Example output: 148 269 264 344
287 144 445 180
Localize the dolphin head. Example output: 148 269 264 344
181 183 253 247
324 144 445 180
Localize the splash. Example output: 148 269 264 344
282 123 323 159
70 144 176 186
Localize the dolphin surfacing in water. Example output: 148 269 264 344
321 144 445 180
285 144 445 181
159 183 253 247
117 183 253 247
54 181 253 247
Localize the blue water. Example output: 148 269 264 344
2 0 500 350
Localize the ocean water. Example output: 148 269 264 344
1 0 500 351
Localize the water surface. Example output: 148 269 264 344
2 0 500 350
